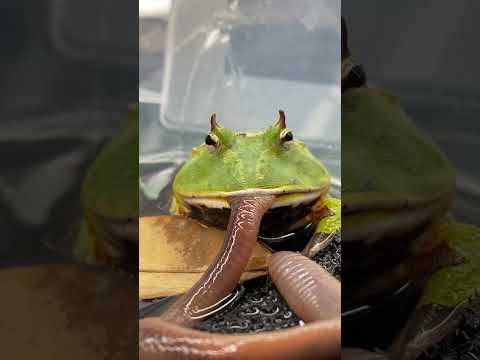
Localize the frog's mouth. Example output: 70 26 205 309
342 191 455 244
102 216 138 244
180 188 326 210
341 194 455 308
177 189 327 237
83 214 139 272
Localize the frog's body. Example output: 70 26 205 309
342 87 455 245
342 83 480 360
342 84 459 307
80 109 338 279
341 18 480 313
76 105 139 269
341 18 455 256
140 112 339 300
153 113 340 329
172 113 338 239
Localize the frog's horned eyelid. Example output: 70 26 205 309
210 113 218 131
277 110 286 129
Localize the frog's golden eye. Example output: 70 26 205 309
205 133 219 147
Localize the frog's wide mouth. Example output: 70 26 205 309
78 212 138 272
342 190 455 214
342 192 454 245
176 186 329 210
174 187 329 237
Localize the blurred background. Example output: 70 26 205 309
0 0 137 265
139 0 341 214
0 3 138 358
343 0 480 226
342 1 480 354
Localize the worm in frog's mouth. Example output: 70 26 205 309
184 194 322 238
140 193 341 359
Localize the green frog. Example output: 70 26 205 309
340 17 462 307
341 18 480 355
78 107 339 275
151 111 340 327
171 111 340 252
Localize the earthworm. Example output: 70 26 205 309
159 194 276 326
139 251 341 359
268 251 340 323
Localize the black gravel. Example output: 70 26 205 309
420 297 480 360
193 278 303 333
312 232 342 281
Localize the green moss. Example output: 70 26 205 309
316 197 341 234
421 223 480 306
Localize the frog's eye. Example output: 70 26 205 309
280 129 294 144
205 133 219 147
205 113 221 148
276 110 293 145
347 64 366 88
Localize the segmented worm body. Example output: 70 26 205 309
159 194 275 326
140 194 341 359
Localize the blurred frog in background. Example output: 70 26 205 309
76 104 138 271
342 16 480 357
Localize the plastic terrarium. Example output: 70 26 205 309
139 0 341 210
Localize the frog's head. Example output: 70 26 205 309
173 111 330 234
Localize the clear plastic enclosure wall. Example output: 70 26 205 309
139 0 341 205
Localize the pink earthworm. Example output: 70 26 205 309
139 252 341 359
158 194 276 326
268 251 341 323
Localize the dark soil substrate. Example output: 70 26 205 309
419 298 480 360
